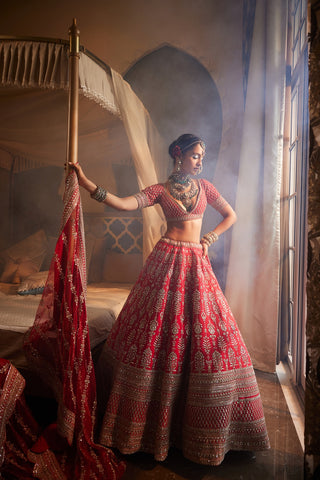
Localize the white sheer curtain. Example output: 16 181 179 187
111 69 167 260
225 0 288 372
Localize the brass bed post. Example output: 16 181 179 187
66 18 80 173
65 20 80 265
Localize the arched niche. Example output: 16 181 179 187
125 45 222 178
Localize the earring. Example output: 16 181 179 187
177 159 182 172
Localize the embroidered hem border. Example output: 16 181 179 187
100 352 270 466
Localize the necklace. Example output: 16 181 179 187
167 174 198 211
168 172 191 186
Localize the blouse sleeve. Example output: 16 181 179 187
134 184 163 209
201 179 229 215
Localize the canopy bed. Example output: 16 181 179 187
0 20 167 479
0 22 167 374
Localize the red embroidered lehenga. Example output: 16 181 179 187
99 179 270 466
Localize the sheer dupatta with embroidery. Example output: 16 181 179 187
23 171 125 479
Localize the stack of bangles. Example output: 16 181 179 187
201 231 219 246
90 185 107 202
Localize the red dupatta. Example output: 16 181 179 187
0 359 39 479
23 171 125 479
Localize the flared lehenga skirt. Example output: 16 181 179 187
98 237 270 466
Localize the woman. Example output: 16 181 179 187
71 134 270 466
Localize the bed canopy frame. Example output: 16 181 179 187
0 19 167 260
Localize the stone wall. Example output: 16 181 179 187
305 1 320 477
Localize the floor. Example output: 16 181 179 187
119 369 304 480
25 368 304 480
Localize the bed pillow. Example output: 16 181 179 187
17 270 49 295
0 230 48 284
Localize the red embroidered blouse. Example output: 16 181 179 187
134 179 227 222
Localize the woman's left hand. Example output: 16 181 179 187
201 241 208 258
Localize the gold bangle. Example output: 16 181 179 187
90 185 107 202
201 231 219 246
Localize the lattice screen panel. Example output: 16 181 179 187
100 217 143 254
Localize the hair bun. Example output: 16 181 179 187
168 134 205 159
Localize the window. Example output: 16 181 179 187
286 0 308 394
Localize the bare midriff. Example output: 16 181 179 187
164 218 203 244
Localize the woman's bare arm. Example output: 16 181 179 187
201 203 237 257
212 203 237 237
70 162 139 211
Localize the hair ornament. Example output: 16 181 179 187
172 145 182 158
199 140 206 152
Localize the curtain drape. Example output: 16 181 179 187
0 40 118 114
277 52 292 363
79 53 119 115
111 69 168 260
0 41 69 89
225 0 288 372
0 41 121 171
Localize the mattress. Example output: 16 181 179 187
0 282 131 371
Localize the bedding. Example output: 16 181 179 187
0 280 131 377
0 230 48 284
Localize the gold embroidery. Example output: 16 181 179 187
99 238 270 465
